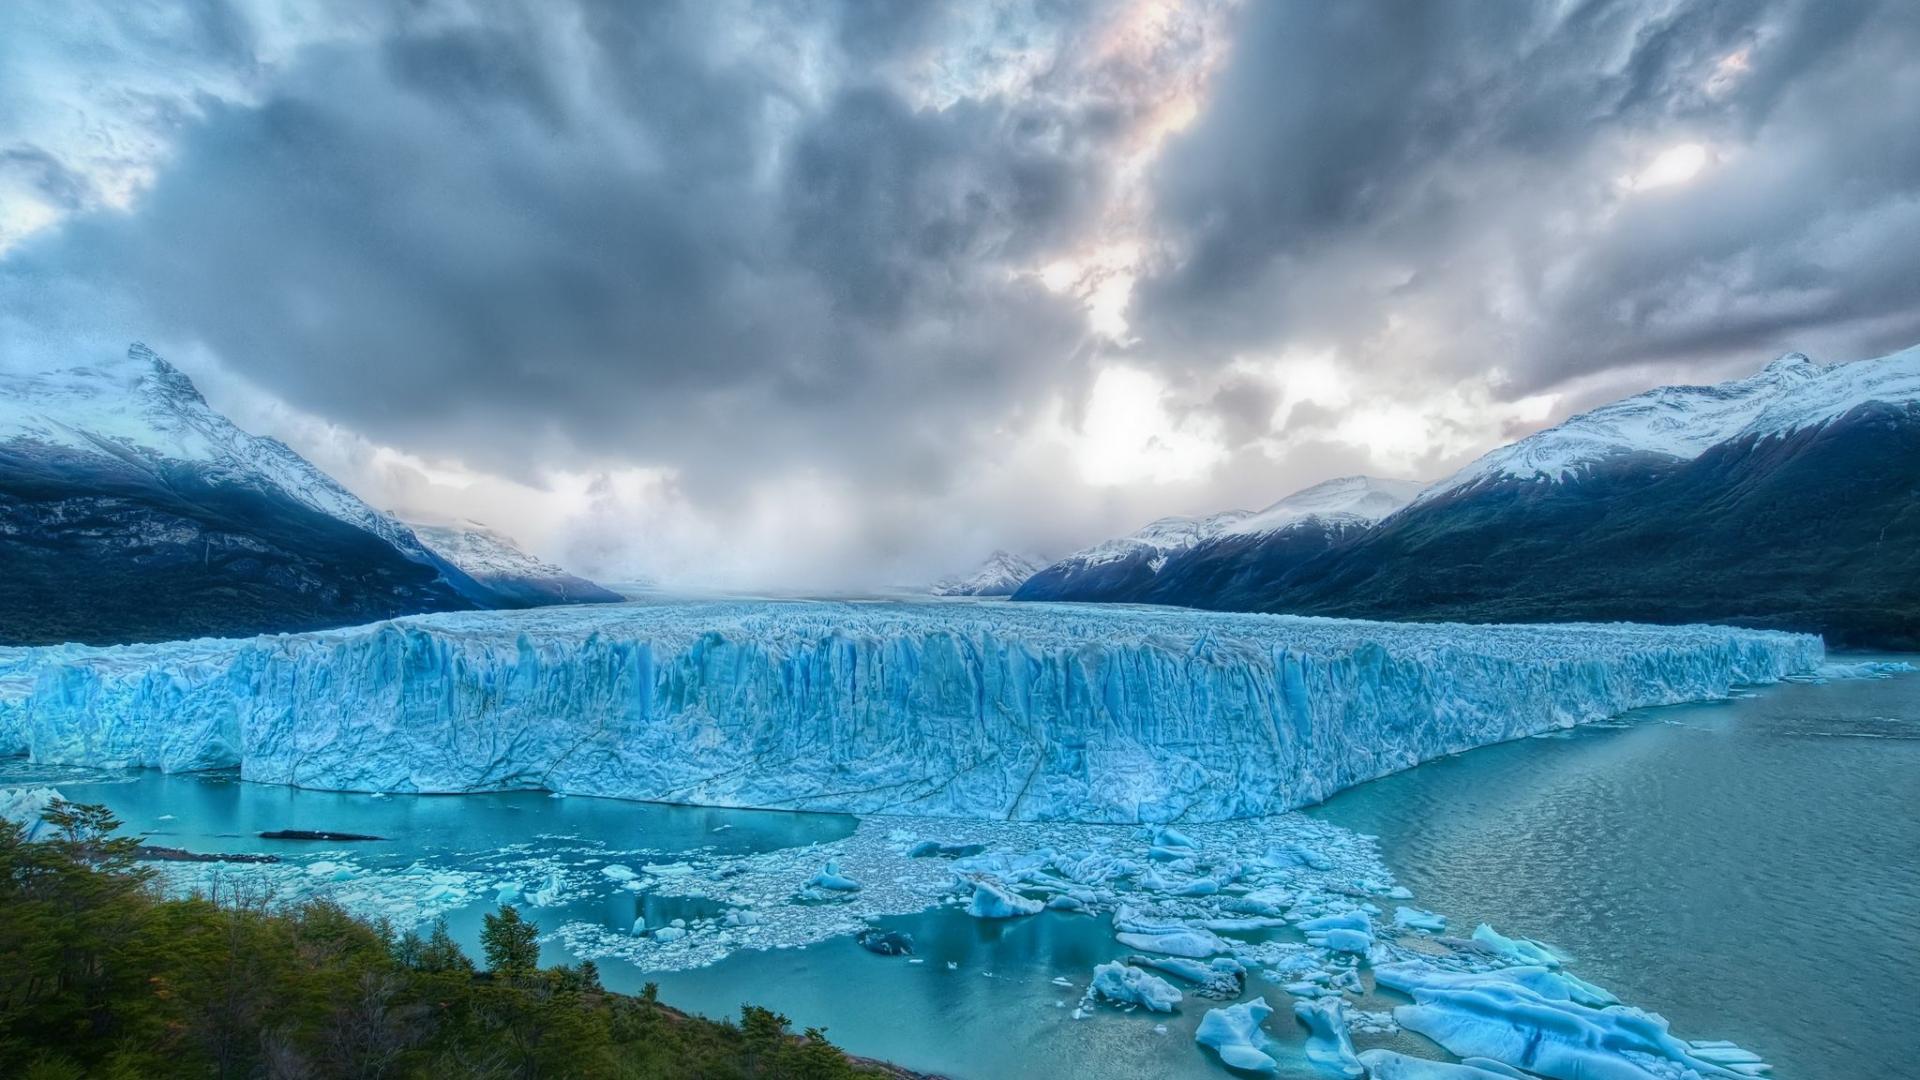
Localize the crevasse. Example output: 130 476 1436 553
0 601 1820 822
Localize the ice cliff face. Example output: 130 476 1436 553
0 602 1819 822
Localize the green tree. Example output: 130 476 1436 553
0 804 902 1079
479 905 540 977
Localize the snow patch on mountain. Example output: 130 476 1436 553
1425 344 1920 500
407 517 619 604
1056 510 1253 576
410 520 566 580
930 551 1046 596
1222 475 1429 537
0 343 444 567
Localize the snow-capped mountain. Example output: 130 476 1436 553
929 550 1045 596
1014 476 1421 603
1420 347 1920 500
0 343 492 645
408 518 623 607
1220 475 1429 537
1039 344 1920 648
0 345 447 563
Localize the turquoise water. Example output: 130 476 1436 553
1309 662 1920 1080
8 663 1914 1079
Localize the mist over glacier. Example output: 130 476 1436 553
0 602 1819 822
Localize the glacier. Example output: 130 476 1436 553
0 600 1819 822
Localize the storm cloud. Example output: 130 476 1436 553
2 0 1916 586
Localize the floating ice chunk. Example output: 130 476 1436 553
527 871 565 907
1471 924 1562 967
807 860 862 892
495 882 524 905
1300 911 1374 955
652 926 687 943
721 910 762 928
1154 827 1196 850
1125 956 1243 997
1789 660 1916 683
0 787 63 842
1293 997 1364 1078
1375 962 1763 1080
1312 928 1373 955
1297 910 1370 932
952 849 1054 879
1195 998 1280 1072
1114 929 1227 958
1357 1049 1527 1079
1394 906 1447 933
907 840 987 858
1688 1040 1769 1070
1199 916 1288 932
601 864 637 882
1262 844 1333 870
967 879 1043 918
1090 961 1182 1013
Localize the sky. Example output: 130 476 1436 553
2 0 1918 589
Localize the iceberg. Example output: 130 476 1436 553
806 860 861 892
0 786 62 841
1088 961 1182 1013
1113 929 1227 958
1358 1050 1528 1080
1293 997 1364 1078
1123 955 1243 997
1195 998 1281 1072
1300 910 1374 955
1374 963 1768 1080
965 879 1043 919
1471 923 1561 967
1394 906 1447 933
0 601 1819 823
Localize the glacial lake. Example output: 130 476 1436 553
6 659 1913 1080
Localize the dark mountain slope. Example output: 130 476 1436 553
1266 401 1920 648
0 446 477 645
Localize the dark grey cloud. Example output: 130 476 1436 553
1133 0 1920 393
3 0 1918 583
1 0 1107 501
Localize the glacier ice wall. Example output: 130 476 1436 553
0 602 1821 822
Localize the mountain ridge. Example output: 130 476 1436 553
1016 345 1920 648
1 344 487 644
1013 475 1423 603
